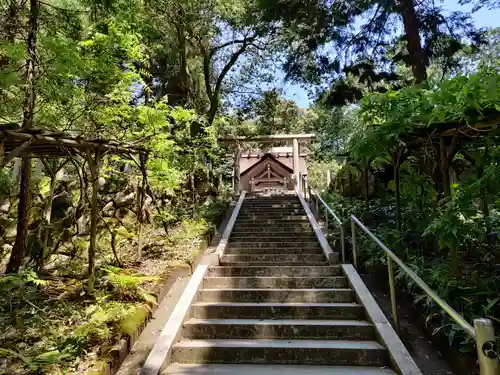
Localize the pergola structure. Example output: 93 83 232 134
219 134 315 193
0 125 148 289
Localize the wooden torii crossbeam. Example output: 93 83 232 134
218 134 315 193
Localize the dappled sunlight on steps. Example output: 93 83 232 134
160 194 399 374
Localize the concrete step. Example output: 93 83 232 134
228 236 318 241
239 208 304 214
182 319 375 340
229 232 316 239
230 227 314 233
202 276 348 289
220 254 326 264
224 247 324 255
197 288 355 303
220 261 327 266
228 241 321 249
171 339 388 366
190 302 366 320
241 204 302 209
162 364 397 375
236 218 310 224
207 266 342 277
238 214 307 219
233 223 312 230
243 197 300 201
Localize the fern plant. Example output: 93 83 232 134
101 265 158 304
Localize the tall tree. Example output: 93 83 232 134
258 0 482 96
143 0 281 124
6 0 39 273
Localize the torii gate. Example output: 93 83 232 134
218 134 315 193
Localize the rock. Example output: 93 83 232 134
0 215 8 229
5 227 16 241
1 244 13 256
114 191 135 208
52 191 72 219
98 177 106 189
102 195 113 203
77 214 91 234
115 207 136 222
55 168 66 181
103 201 115 217
123 162 135 174
0 200 10 214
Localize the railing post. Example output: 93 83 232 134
387 255 399 332
474 318 499 375
350 218 357 267
324 208 328 236
315 196 319 219
340 226 346 264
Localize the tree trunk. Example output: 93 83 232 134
207 91 220 126
6 156 31 273
87 149 101 291
176 8 189 106
6 0 39 274
22 0 38 129
399 0 427 83
204 39 252 125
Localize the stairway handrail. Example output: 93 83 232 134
298 174 498 375
350 215 475 337
299 174 347 262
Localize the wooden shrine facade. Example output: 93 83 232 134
219 134 314 193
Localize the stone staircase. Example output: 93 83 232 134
161 194 400 374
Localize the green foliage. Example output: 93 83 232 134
359 66 500 131
73 300 146 346
102 265 158 303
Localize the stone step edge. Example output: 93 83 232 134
200 288 354 292
204 276 346 280
184 318 373 327
191 302 363 308
173 339 385 350
221 254 325 257
208 266 341 270
163 364 397 375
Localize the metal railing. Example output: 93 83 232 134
299 175 346 263
298 174 499 375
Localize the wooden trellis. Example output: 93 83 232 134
0 125 149 289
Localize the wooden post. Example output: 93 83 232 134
87 148 101 292
234 144 241 194
293 137 300 190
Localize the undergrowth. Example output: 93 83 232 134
326 192 500 353
0 207 226 375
